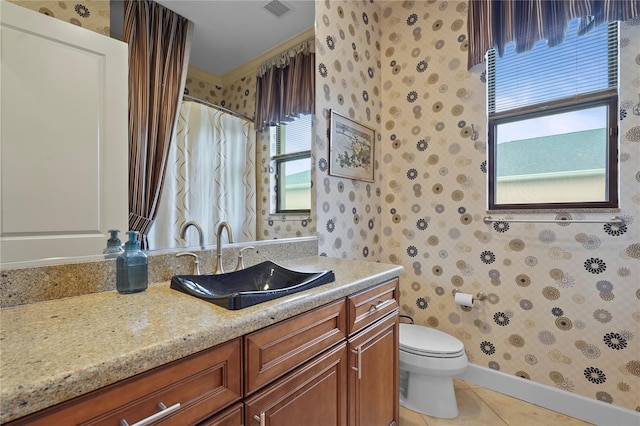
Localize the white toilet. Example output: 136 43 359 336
399 323 468 418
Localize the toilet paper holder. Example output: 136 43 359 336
451 289 487 300
452 289 487 311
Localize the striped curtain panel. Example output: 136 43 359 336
124 0 192 248
255 40 315 131
467 0 640 69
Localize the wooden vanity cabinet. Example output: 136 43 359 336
243 278 399 426
6 338 243 426
6 278 399 426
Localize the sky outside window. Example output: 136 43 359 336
496 106 607 143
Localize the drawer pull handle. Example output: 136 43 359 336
119 402 181 426
351 346 362 380
369 300 385 312
253 412 266 426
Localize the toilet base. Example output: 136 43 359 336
399 372 459 418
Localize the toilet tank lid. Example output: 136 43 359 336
399 323 465 354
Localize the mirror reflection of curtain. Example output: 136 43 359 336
255 39 315 131
148 101 256 250
124 0 193 248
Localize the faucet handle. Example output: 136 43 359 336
235 246 255 271
176 252 201 275
239 246 255 254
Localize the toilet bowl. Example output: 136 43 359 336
399 323 468 418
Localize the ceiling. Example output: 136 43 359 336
150 0 315 76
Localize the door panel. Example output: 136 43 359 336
0 1 128 264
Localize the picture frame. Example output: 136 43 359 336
329 110 375 182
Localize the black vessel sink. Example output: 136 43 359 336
170 260 336 310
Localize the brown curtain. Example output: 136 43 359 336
124 0 192 248
255 40 315 131
467 0 640 69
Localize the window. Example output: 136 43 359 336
270 114 312 213
487 20 618 211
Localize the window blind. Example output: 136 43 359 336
276 114 312 155
488 20 618 114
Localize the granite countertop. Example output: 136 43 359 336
0 256 403 424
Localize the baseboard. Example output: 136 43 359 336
458 364 640 426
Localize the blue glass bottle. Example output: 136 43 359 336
116 231 148 294
103 229 124 258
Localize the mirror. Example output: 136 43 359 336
115 0 316 251
0 1 316 266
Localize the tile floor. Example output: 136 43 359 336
399 379 594 426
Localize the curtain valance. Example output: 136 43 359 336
257 39 315 77
467 0 640 70
254 39 315 131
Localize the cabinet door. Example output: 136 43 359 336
0 1 128 264
348 312 399 426
199 402 244 426
245 343 348 426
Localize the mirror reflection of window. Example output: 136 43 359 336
270 114 312 213
487 19 619 211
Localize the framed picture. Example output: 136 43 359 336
329 110 375 182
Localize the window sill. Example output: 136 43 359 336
267 215 312 222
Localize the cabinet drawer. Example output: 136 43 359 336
347 278 399 336
244 299 347 395
9 338 242 426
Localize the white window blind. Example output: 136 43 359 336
488 20 618 114
276 114 312 155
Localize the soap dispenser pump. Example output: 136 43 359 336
116 231 148 294
103 229 124 258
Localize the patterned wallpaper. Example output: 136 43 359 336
184 68 256 121
184 67 227 110
315 0 384 261
8 1 110 35
315 0 640 413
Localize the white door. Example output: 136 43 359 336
0 1 128 264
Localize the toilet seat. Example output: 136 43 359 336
400 323 466 358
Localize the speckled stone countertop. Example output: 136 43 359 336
0 256 403 424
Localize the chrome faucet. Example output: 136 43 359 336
214 221 234 274
235 246 255 271
179 220 205 250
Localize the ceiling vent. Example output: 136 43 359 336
264 0 291 18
